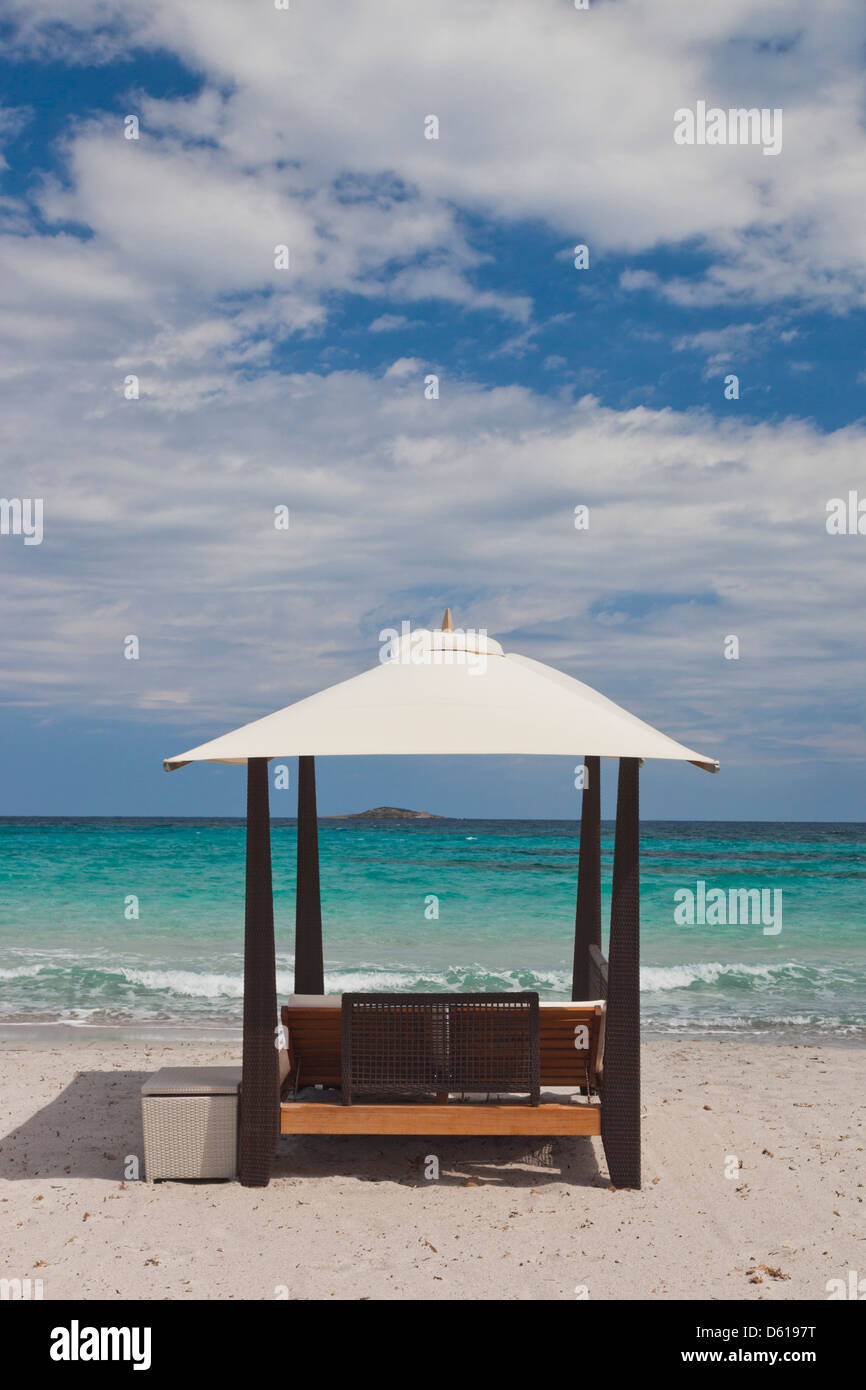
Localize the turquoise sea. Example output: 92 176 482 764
0 819 863 1043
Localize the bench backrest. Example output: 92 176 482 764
341 992 540 1105
281 996 604 1094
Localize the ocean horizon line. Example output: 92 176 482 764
2 814 866 826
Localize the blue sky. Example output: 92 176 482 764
0 1 864 819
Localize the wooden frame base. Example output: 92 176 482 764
280 1100 601 1136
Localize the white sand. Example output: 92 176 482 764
1 1039 863 1300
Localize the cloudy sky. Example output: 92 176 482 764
0 0 863 818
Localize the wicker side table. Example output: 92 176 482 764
141 1066 241 1181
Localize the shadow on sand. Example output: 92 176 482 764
0 1071 604 1188
275 1131 604 1188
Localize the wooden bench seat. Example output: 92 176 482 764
280 1095 601 1136
280 995 605 1113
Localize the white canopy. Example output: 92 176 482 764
164 624 718 773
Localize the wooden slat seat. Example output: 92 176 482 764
280 1095 601 1136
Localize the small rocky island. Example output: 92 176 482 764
328 806 443 820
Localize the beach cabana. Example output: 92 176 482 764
164 615 718 1189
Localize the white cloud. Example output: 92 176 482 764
369 315 411 333
0 0 864 787
1 337 863 774
5 0 866 311
383 357 422 379
674 320 797 376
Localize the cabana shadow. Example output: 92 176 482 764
0 1070 603 1189
274 1132 604 1188
0 1069 152 1182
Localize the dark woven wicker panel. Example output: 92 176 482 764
342 993 540 1105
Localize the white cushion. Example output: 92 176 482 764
286 993 342 1008
539 999 606 1010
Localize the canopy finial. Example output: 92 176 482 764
440 607 454 631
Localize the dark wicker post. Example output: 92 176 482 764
295 754 324 994
601 757 641 1189
239 757 280 1188
572 754 601 999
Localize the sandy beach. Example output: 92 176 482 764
1 1038 862 1301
